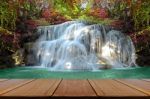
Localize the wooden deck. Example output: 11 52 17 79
0 79 150 98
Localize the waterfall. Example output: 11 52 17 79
33 21 137 71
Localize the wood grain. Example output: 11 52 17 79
89 79 147 96
0 79 149 97
0 79 34 95
116 79 150 95
53 79 96 96
2 79 61 96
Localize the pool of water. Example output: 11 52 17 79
0 66 150 79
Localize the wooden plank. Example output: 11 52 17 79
46 79 62 96
53 80 96 96
0 79 34 95
2 79 61 96
116 79 150 96
89 79 147 96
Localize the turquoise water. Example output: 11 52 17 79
0 67 150 79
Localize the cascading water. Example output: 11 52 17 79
33 21 137 71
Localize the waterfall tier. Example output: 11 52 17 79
33 21 136 71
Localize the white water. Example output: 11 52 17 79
33 21 137 71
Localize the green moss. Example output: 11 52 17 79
78 15 112 25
